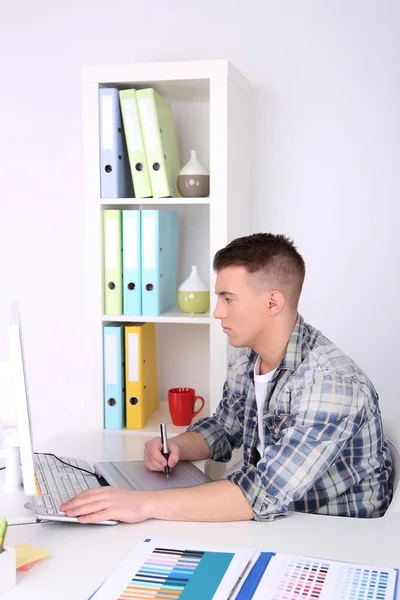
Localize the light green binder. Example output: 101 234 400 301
136 88 181 198
119 90 152 198
103 210 122 315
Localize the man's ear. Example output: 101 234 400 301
268 289 285 315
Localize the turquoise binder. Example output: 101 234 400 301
103 324 125 430
122 210 142 316
140 209 178 316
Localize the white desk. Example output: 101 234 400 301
1 432 399 599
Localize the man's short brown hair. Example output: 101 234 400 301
213 233 306 309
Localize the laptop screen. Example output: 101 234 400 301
8 303 38 496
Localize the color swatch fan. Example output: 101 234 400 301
90 538 256 600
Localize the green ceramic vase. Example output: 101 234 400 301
177 266 210 314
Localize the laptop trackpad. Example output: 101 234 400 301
94 460 211 491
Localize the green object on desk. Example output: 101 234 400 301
0 517 8 553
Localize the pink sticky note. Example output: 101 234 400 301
17 560 37 571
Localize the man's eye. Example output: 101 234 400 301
225 298 233 304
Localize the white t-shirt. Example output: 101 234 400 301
254 355 277 458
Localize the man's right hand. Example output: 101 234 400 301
144 437 181 472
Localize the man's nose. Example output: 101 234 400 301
213 298 224 320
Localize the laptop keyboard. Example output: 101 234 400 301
33 453 100 516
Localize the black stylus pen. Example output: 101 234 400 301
160 423 170 478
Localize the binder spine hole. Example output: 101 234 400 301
145 283 154 292
104 165 113 173
152 162 160 171
127 282 136 290
108 282 116 290
129 397 139 406
135 163 143 171
108 398 116 407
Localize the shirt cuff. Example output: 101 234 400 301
227 466 290 522
187 417 233 462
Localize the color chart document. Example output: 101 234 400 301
252 553 398 600
92 538 256 600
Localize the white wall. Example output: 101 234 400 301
0 0 399 442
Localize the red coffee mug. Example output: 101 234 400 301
168 387 205 426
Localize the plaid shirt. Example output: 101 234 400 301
189 314 392 521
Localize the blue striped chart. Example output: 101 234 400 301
117 546 234 599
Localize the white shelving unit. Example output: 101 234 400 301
82 59 251 435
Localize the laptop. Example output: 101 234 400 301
4 305 211 525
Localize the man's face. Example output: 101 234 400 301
213 265 270 348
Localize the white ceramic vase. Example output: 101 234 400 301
177 266 210 314
177 150 210 198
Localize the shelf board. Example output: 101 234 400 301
82 60 250 93
100 198 210 206
102 306 211 324
104 401 208 437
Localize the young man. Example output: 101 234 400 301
62 233 392 523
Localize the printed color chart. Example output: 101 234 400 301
252 553 398 600
117 546 234 599
270 556 330 599
337 564 393 600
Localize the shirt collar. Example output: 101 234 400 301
247 312 306 377
279 312 305 372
